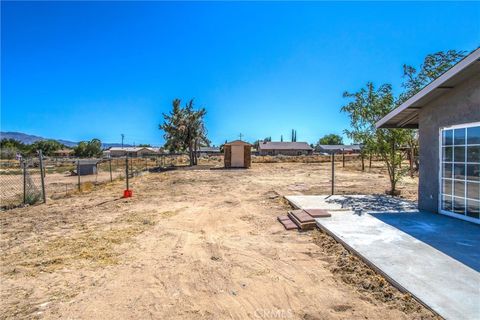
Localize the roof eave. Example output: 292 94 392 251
376 48 480 129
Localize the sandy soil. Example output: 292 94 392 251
1 162 434 319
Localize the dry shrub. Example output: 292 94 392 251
312 229 438 319
80 181 94 192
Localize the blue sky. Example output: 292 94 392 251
1 1 479 146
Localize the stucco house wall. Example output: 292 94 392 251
418 74 480 213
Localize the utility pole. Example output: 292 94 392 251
121 134 125 149
239 133 243 140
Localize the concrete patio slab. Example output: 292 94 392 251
285 194 418 212
372 211 480 272
285 195 480 320
315 212 480 320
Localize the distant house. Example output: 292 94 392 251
258 142 313 156
107 147 160 158
316 144 362 155
198 146 221 156
376 48 479 224
53 149 74 157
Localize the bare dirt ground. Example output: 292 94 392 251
1 162 434 320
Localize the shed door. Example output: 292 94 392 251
231 145 244 167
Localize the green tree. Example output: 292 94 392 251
29 139 64 156
159 99 209 166
398 50 466 176
0 138 28 159
317 134 343 146
138 144 152 147
74 139 102 157
399 50 466 104
341 82 410 194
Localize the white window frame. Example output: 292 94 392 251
438 121 480 224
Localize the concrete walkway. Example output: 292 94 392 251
285 195 480 320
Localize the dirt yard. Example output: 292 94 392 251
1 162 435 319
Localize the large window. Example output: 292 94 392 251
440 123 480 222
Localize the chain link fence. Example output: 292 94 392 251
0 156 45 209
0 153 203 209
0 155 191 204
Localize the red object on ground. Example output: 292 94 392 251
123 189 133 198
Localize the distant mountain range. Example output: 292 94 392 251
0 131 133 148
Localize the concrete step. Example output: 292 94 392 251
304 208 331 218
288 210 316 230
289 209 315 223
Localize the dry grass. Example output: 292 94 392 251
2 210 157 278
1 209 159 319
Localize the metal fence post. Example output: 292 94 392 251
109 159 113 182
130 156 133 176
22 160 27 204
125 156 129 190
331 152 335 195
39 150 46 203
342 149 345 168
77 159 81 191
361 153 365 172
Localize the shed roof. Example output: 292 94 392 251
224 140 251 146
78 159 101 165
258 142 313 151
376 48 480 129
